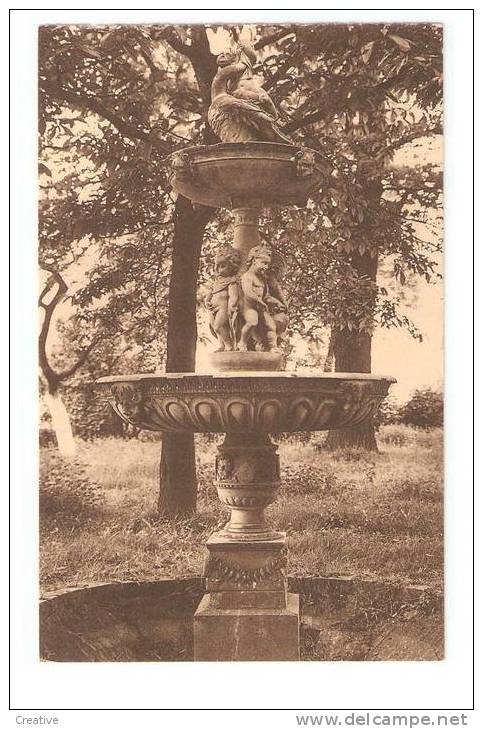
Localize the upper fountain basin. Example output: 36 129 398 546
96 372 395 434
166 142 332 209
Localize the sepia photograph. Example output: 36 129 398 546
36 20 445 665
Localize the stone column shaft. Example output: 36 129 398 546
232 207 261 258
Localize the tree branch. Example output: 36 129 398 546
161 27 194 58
255 27 294 50
39 267 100 387
38 268 68 388
283 106 327 134
382 121 443 157
41 80 172 154
58 339 98 380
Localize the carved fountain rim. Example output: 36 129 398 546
97 372 396 385
166 141 331 165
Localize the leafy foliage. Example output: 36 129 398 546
263 23 442 339
373 393 400 429
39 22 443 352
61 384 126 440
39 450 105 528
399 388 443 428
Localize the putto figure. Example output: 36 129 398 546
238 245 287 353
208 42 292 144
266 251 289 348
205 246 242 351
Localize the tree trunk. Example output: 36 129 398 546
44 386 77 457
158 196 213 515
325 250 379 452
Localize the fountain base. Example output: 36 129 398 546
194 534 299 661
209 350 283 372
97 372 395 660
194 593 299 662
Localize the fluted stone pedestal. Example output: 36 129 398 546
193 433 300 660
194 534 299 661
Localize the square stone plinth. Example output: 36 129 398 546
193 592 300 662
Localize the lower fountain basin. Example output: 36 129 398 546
96 372 395 434
39 578 443 662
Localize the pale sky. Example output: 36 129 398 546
377 134 443 401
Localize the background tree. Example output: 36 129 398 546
39 267 96 455
39 24 215 509
399 388 443 428
266 23 442 449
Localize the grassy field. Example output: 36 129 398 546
39 425 443 594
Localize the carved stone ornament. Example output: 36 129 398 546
95 30 397 665
169 150 195 182
292 147 316 178
98 374 395 434
206 549 287 587
166 142 331 209
204 245 243 352
107 382 149 428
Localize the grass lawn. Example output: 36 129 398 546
39 425 443 595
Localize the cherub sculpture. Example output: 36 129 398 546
208 42 292 144
238 245 287 353
266 251 289 348
204 246 242 352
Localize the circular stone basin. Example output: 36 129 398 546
96 372 395 434
166 142 332 208
39 578 443 662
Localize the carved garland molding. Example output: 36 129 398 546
207 550 287 585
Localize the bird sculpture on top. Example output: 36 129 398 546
208 36 292 145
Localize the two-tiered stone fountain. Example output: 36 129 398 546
97 41 394 661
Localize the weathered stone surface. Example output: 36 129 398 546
197 529 296 659
96 372 395 434
213 433 282 539
194 592 300 661
207 590 287 610
166 142 331 209
39 577 443 662
39 579 202 662
367 618 444 661
204 534 287 592
209 350 283 371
